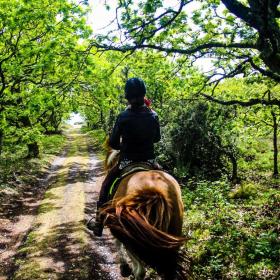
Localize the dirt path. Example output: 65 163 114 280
0 128 122 280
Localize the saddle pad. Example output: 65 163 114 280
108 162 154 198
120 162 154 176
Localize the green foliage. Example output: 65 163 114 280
81 127 106 154
229 183 258 199
183 179 280 279
40 134 67 155
97 1 280 82
0 2 279 279
157 101 239 180
0 0 91 159
0 134 66 184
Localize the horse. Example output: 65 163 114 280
100 142 191 280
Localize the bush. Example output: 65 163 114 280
229 183 258 199
157 101 238 180
41 134 66 155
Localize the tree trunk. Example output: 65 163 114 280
271 111 278 177
27 142 40 158
0 129 3 155
222 0 280 75
20 115 40 158
228 153 239 183
100 109 105 130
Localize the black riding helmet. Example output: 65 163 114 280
125 78 146 100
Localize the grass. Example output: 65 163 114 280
0 133 67 225
0 134 66 185
81 126 106 159
182 178 280 280
40 134 67 156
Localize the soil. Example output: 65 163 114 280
0 128 122 280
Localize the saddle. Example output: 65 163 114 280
108 162 155 199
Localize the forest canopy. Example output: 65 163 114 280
0 0 279 178
93 0 280 102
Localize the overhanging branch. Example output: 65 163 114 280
221 0 261 30
248 58 280 82
92 41 257 55
201 92 280 107
134 0 189 44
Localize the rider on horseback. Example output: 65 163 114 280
89 77 161 236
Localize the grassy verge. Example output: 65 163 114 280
0 134 67 207
182 178 279 280
81 127 106 159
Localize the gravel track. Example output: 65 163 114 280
0 128 123 280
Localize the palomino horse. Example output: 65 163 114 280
101 143 191 280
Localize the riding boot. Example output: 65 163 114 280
87 203 104 237
93 212 104 237
88 165 120 236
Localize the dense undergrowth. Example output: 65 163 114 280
81 127 107 160
81 127 106 150
0 133 66 199
183 178 279 280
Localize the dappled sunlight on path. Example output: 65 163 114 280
11 128 121 280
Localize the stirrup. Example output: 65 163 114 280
93 221 104 237
87 217 104 237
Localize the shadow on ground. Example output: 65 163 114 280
12 220 118 280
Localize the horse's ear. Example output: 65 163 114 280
103 136 110 151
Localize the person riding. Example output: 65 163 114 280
90 77 161 236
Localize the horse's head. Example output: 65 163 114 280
103 137 120 173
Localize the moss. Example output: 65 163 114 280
13 260 50 280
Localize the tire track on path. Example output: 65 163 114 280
10 128 122 280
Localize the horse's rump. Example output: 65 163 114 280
104 187 185 246
103 184 190 279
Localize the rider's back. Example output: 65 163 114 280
110 105 160 161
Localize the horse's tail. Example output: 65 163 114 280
102 187 191 279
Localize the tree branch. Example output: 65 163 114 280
92 41 257 55
134 0 189 44
248 58 280 82
221 0 262 30
0 66 6 96
207 58 250 90
201 91 280 107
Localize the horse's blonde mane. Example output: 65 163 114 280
106 149 120 170
103 187 190 279
102 137 120 171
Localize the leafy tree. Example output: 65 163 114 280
78 51 124 133
93 0 280 104
213 79 280 177
80 50 200 131
0 0 91 157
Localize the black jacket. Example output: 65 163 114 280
109 105 161 161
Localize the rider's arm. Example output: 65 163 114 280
153 115 161 143
109 117 121 150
